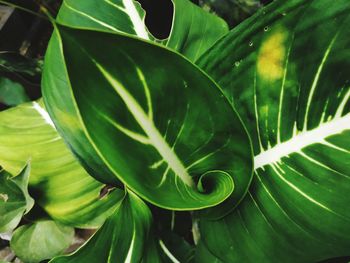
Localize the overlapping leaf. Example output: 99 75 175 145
0 165 33 232
166 0 228 61
0 77 29 106
197 0 350 261
51 191 162 263
0 101 124 227
10 220 74 263
56 0 228 62
56 0 151 40
42 23 252 211
158 232 195 263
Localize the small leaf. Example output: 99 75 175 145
0 77 30 106
10 163 34 213
51 191 161 263
0 165 33 233
10 220 74 263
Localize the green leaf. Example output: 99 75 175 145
10 163 34 213
197 0 350 261
0 165 33 232
50 191 162 263
42 25 252 211
194 242 223 263
56 0 228 61
10 220 74 263
159 232 195 263
0 77 30 106
0 101 124 227
56 0 151 40
166 0 229 61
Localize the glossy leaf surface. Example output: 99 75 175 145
11 220 74 263
0 101 124 227
56 0 151 40
0 165 33 232
56 0 228 61
42 25 252 211
197 0 350 261
51 191 162 263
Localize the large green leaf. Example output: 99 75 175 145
197 0 350 261
56 0 228 62
0 165 34 232
51 191 163 263
10 220 74 263
0 101 124 227
42 24 252 211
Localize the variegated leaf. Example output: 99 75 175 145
0 101 124 227
197 0 350 261
42 24 252 211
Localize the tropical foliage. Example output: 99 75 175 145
0 0 349 262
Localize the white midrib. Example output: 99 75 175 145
124 228 136 263
33 102 56 129
95 63 194 188
65 0 149 40
254 113 350 169
122 0 149 40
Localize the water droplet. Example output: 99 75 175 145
282 12 287 16
249 41 254 47
234 61 240 67
264 26 269 32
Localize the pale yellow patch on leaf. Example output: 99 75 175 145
257 29 288 81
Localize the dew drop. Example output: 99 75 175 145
264 26 269 32
282 12 287 16
234 61 240 67
249 41 254 47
